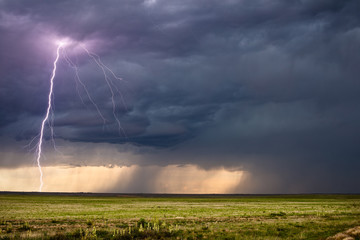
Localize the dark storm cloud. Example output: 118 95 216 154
1 0 360 192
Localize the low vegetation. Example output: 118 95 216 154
0 194 359 239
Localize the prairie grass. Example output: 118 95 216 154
0 194 359 239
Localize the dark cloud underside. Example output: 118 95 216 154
1 0 360 192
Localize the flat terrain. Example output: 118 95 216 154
0 193 359 239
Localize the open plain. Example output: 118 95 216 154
0 193 359 239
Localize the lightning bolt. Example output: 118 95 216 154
35 42 63 192
33 40 128 192
81 45 127 137
62 49 107 125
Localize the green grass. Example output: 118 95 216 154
0 194 359 239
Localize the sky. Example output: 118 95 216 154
0 0 360 193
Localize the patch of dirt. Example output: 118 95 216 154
327 226 360 240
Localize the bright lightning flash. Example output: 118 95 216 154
35 42 63 192
34 38 126 192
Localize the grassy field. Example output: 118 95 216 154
0 193 359 239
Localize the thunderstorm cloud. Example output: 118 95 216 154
1 0 360 193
